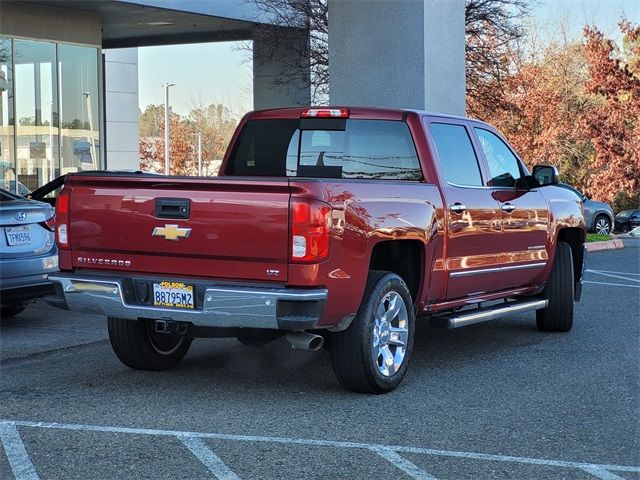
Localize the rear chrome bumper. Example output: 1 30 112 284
48 273 327 330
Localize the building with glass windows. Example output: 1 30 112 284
0 32 100 193
0 0 464 192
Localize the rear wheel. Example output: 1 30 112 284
107 317 192 370
330 271 415 394
0 303 27 319
594 215 611 235
536 241 574 332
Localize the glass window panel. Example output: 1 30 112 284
475 128 523 188
59 44 100 173
14 39 59 193
227 119 421 180
0 37 16 193
430 123 482 186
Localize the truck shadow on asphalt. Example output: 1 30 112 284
94 314 558 397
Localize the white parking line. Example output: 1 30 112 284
370 447 438 479
587 269 640 276
0 422 40 480
178 436 240 480
584 280 640 288
580 465 628 480
586 270 640 283
3 419 639 479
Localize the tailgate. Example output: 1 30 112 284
65 175 291 282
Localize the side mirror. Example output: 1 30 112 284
533 165 559 186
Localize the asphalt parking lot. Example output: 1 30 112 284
1 240 639 480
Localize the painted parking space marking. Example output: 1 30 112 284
587 269 640 276
579 466 628 480
370 447 438 479
178 436 240 480
1 420 639 480
584 280 640 288
0 422 39 480
586 270 640 284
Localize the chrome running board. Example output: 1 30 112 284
431 299 548 329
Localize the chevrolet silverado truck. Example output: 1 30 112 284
49 107 586 394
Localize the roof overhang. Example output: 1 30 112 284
6 0 302 48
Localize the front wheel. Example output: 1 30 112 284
536 241 574 332
107 317 192 370
594 215 611 235
330 271 415 394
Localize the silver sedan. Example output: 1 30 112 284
0 188 58 318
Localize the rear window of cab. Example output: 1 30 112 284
226 119 422 180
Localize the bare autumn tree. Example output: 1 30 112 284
249 0 529 105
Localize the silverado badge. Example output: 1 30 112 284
152 224 192 241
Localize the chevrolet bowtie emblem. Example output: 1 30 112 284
152 224 192 241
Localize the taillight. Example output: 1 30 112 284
56 189 70 249
290 199 332 263
300 108 349 118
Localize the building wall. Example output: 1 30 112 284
104 49 140 171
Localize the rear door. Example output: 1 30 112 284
471 125 550 290
425 118 502 300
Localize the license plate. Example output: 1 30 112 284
153 281 194 309
5 225 31 246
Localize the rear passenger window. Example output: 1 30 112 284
430 123 483 186
228 119 422 180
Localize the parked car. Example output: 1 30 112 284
0 188 58 318
557 183 614 235
615 209 640 233
48 107 586 393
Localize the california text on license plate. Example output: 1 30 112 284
153 281 195 309
5 225 31 246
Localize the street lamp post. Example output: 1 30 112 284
162 83 175 175
192 132 202 176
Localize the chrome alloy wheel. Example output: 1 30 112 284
372 291 409 377
595 217 611 235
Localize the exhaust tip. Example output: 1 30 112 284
286 332 324 351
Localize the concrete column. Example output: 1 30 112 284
253 28 311 109
328 0 466 115
104 48 140 171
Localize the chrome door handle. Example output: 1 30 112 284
501 203 516 212
450 203 467 213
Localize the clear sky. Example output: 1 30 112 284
138 41 253 117
137 0 640 116
531 0 640 40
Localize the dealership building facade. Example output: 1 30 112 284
0 0 464 192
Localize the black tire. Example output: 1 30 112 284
1 303 27 319
330 271 415 394
593 214 611 235
107 317 192 370
536 241 574 332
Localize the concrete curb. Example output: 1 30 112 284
585 239 624 252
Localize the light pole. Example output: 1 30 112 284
162 82 175 175
192 132 202 176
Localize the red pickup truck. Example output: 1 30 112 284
50 107 586 393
